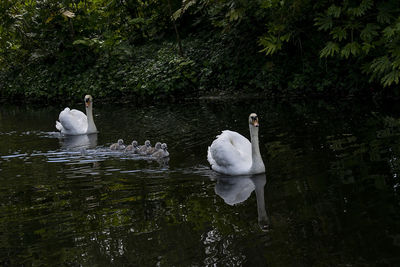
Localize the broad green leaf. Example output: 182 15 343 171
320 42 339 58
362 42 375 54
370 56 391 74
347 0 373 17
377 8 391 24
314 16 333 31
330 27 347 41
383 26 395 39
280 33 291 42
341 42 360 58
259 35 282 55
327 5 341 18
393 58 400 69
381 70 400 87
360 23 379 42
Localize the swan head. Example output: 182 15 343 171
145 140 151 147
132 140 138 147
117 139 124 145
85 95 93 108
155 142 162 149
161 143 168 151
249 113 259 127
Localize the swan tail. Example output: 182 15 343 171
55 121 63 132
207 146 216 167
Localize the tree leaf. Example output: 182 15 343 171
61 10 75 19
360 23 379 42
327 5 341 18
362 42 375 54
320 41 339 58
370 56 391 74
330 27 347 41
381 70 400 87
377 7 392 24
340 42 360 58
383 26 395 39
314 15 333 31
259 35 282 55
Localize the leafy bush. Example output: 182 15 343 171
258 0 400 89
2 0 400 104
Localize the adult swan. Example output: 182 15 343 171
56 95 98 135
207 113 265 175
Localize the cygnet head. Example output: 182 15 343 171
154 142 162 149
249 113 259 127
161 143 168 150
84 95 93 108
145 140 151 147
117 139 124 145
131 140 138 147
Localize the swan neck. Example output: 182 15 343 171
86 105 97 133
249 125 265 173
250 126 261 159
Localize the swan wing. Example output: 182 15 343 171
55 121 63 131
58 108 88 135
208 130 252 175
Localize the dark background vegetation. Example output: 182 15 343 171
1 0 400 104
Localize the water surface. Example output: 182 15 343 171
0 99 400 266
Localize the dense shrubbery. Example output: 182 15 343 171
0 42 196 103
1 0 400 103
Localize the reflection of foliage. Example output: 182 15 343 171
263 100 400 265
326 112 400 195
0 156 265 265
2 101 400 265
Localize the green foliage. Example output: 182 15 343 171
257 0 400 90
314 0 400 87
2 0 400 102
259 33 291 56
0 41 199 103
320 42 339 57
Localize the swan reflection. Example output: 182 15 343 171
214 173 269 231
59 133 98 150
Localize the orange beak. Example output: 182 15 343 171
253 120 259 127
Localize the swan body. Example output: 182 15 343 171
125 140 139 153
138 140 151 155
56 95 97 135
147 142 161 155
110 139 126 150
207 113 265 175
152 143 169 158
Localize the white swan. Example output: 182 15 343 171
56 95 98 135
152 143 169 158
147 142 161 155
138 140 151 155
207 113 265 175
125 140 139 153
110 139 126 150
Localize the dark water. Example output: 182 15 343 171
1 99 400 266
